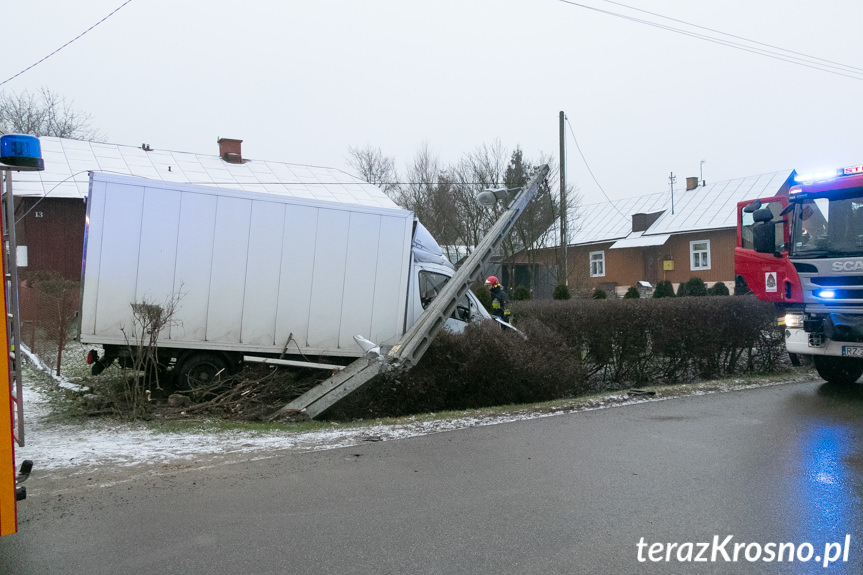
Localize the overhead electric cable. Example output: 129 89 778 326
0 0 136 88
556 0 863 81
601 0 863 74
564 117 628 219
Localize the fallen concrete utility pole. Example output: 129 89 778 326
275 164 551 419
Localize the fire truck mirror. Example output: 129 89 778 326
752 208 774 223
743 200 762 213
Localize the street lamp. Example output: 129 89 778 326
476 187 521 207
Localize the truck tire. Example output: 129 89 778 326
812 356 863 386
175 352 231 392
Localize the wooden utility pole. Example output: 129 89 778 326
559 111 567 285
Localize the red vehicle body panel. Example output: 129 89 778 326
734 195 802 303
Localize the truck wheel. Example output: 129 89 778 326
176 352 231 392
813 356 863 386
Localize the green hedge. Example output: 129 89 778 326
331 296 784 419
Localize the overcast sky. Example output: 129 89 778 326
4 0 861 203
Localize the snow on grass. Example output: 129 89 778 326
16 370 813 477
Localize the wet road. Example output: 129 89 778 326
2 379 862 574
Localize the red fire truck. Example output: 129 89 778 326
735 163 863 385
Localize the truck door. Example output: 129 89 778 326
416 269 483 333
735 196 801 302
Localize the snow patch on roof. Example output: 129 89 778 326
10 137 398 210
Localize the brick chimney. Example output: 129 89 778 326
217 137 244 164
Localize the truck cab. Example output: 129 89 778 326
407 221 490 335
735 164 863 385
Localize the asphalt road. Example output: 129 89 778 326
2 379 862 574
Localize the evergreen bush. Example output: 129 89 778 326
475 286 493 313
513 285 531 301
652 280 676 298
708 282 730 296
623 286 641 299
683 277 708 297
591 288 607 299
552 284 571 300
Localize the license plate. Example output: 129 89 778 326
842 346 863 358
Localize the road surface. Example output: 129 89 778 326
2 378 861 574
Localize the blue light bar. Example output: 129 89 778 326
816 289 836 299
795 163 863 184
0 134 44 171
795 169 841 183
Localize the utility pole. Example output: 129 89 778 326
669 172 677 214
559 111 567 285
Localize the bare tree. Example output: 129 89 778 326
444 140 509 262
344 140 582 296
0 87 104 140
346 144 399 198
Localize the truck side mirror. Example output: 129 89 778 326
752 207 774 223
743 200 762 213
753 222 776 254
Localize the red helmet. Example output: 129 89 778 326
485 276 499 286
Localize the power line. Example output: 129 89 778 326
601 0 863 74
0 0 136 88
564 117 628 219
557 0 863 81
27 178 499 187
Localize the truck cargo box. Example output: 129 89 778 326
80 172 414 359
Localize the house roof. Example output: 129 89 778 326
8 137 398 210
564 169 794 247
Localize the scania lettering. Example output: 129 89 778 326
833 260 863 272
735 163 863 386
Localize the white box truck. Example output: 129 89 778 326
80 172 490 388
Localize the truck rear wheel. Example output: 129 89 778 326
813 356 863 386
175 352 231 392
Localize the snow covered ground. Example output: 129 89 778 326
15 381 638 476
14 357 809 489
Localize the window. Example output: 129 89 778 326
590 251 605 277
690 240 711 270
740 200 786 252
417 270 473 322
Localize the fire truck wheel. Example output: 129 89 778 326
175 352 230 392
813 356 863 387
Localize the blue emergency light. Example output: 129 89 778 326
795 169 841 183
795 163 863 184
0 134 44 171
816 289 837 299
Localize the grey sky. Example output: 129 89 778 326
4 0 861 203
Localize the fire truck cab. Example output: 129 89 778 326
735 163 863 386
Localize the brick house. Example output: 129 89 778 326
538 170 796 297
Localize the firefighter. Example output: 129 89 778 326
484 275 511 323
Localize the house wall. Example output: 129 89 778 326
15 197 86 282
564 228 737 295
